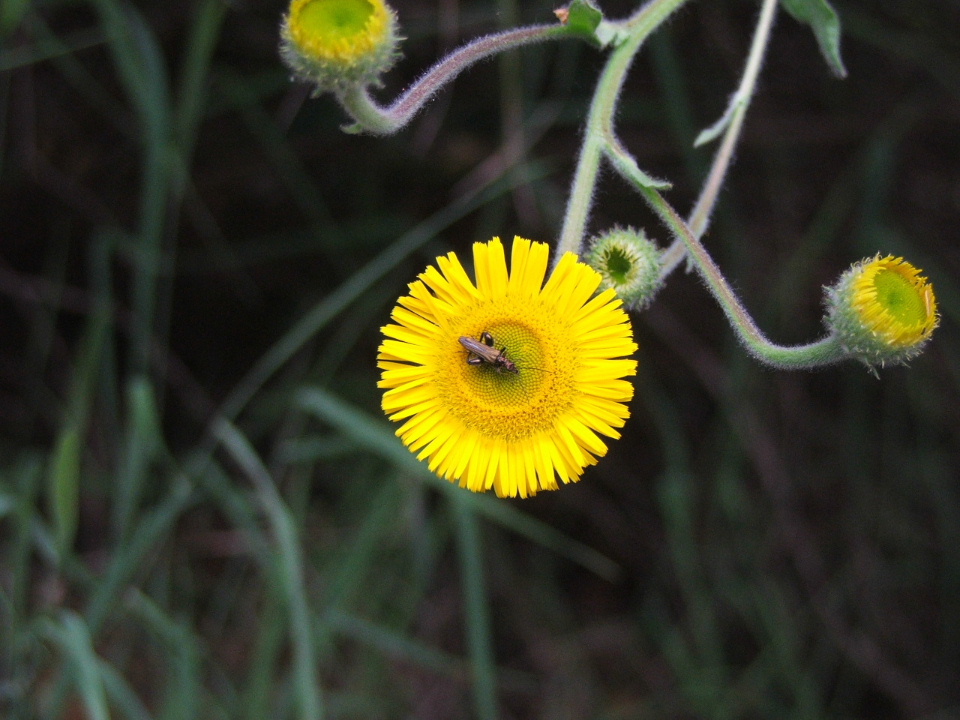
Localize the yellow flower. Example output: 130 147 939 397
827 254 938 366
281 0 399 92
378 237 638 498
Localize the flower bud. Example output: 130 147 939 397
585 227 663 310
825 254 938 367
280 0 401 94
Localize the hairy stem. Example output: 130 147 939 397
339 23 569 134
556 0 691 264
637 181 846 369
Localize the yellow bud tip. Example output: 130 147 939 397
287 0 390 65
850 255 938 347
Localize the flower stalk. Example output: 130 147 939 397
557 0 877 371
556 0 689 263
632 176 848 369
340 23 571 134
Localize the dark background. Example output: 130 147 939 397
1 0 958 717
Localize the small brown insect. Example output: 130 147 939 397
459 332 519 374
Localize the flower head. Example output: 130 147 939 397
378 237 638 498
585 227 663 311
826 254 938 367
280 0 400 93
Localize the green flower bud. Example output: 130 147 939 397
280 0 401 94
585 227 663 310
825 254 939 367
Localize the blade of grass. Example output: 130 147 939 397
241 586 287 720
452 491 498 720
124 590 201 720
113 376 164 542
41 612 110 720
636 367 737 718
1 454 43 714
324 608 469 679
84 479 196 634
99 660 154 720
193 460 275 567
0 27 105 72
212 418 323 720
173 0 227 153
47 306 110 557
89 0 174 374
319 479 403 613
294 387 620 581
46 427 81 560
219 71 339 234
40 477 195 716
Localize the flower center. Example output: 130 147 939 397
438 314 577 443
601 246 633 284
458 323 547 406
298 0 374 40
872 267 927 327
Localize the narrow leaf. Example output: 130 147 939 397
779 0 847 78
43 612 111 720
605 143 672 191
48 426 81 556
694 96 744 147
114 376 163 540
557 0 603 38
295 387 620 580
556 0 625 48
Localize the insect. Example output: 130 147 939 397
459 332 519 374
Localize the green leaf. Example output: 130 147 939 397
113 376 164 540
779 0 847 78
295 387 621 581
694 96 745 147
605 143 672 191
557 0 625 48
560 0 603 38
48 426 81 556
0 0 29 38
42 612 111 720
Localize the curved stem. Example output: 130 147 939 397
637 181 846 369
553 0 836 368
339 23 569 135
556 0 691 264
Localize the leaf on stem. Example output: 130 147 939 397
779 0 847 78
555 0 601 34
48 426 81 556
606 141 672 190
555 0 624 48
694 95 744 147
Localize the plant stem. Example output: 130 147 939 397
556 0 691 264
562 0 836 368
637 181 846 369
339 23 569 134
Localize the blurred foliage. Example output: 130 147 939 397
1 0 959 718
